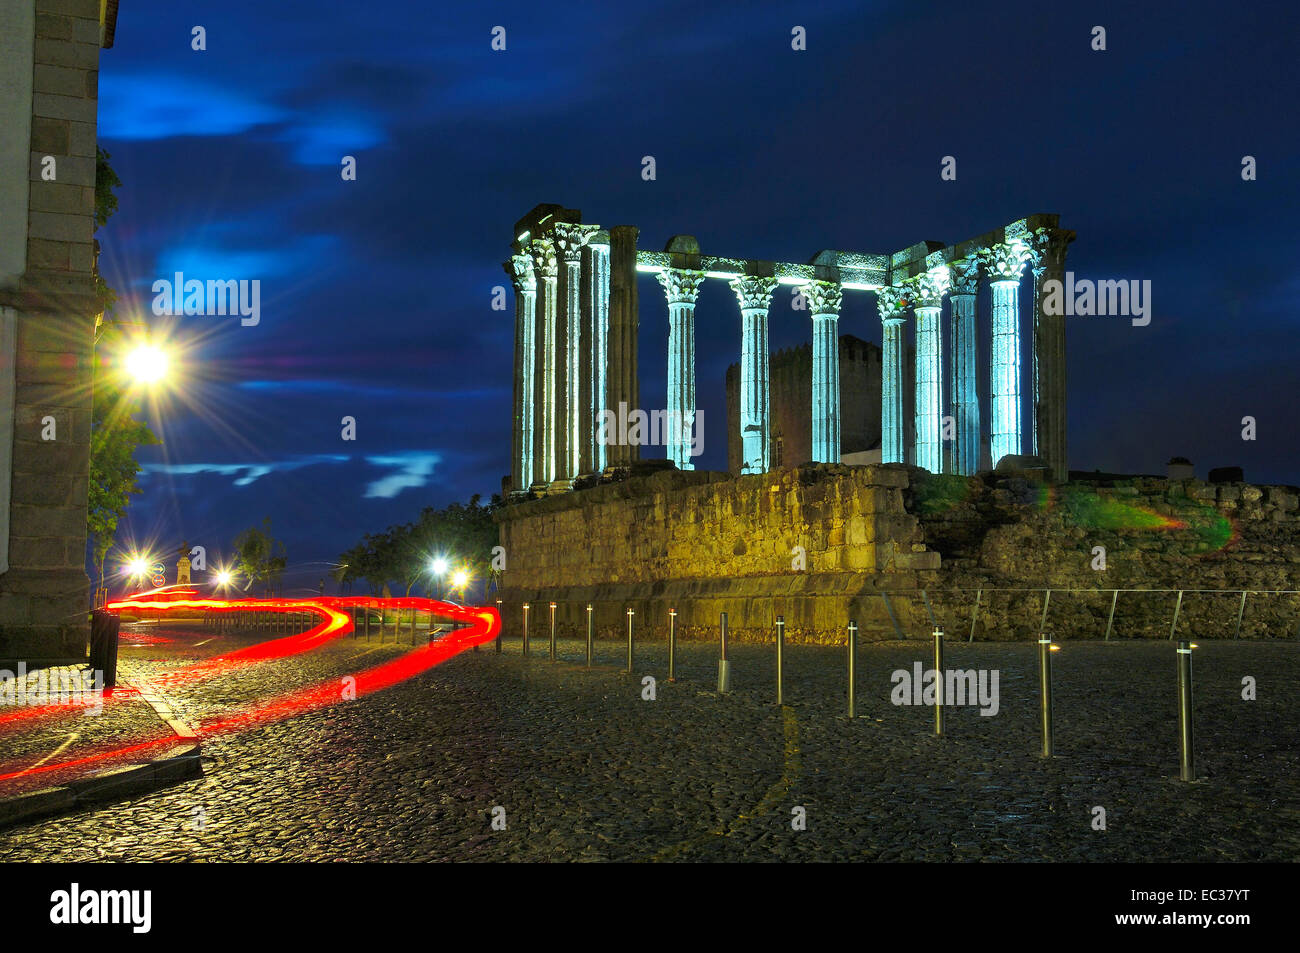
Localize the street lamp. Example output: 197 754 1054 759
123 343 169 385
429 557 448 599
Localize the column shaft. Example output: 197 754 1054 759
607 226 639 469
913 305 942 472
586 241 611 474
988 279 1021 467
731 276 778 474
877 287 908 464
948 292 978 474
805 281 843 464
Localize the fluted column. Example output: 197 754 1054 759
606 226 640 470
507 254 537 495
979 241 1032 468
1030 226 1073 481
877 286 908 464
804 280 843 463
552 224 597 490
656 268 706 470
530 239 558 489
730 276 778 474
583 235 611 476
909 270 948 473
947 259 979 475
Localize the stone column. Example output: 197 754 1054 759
804 280 843 464
581 235 611 477
978 241 1032 469
947 259 979 475
909 270 948 473
606 226 640 470
529 239 558 490
656 268 706 470
507 253 536 495
552 223 596 490
876 286 908 464
1030 226 1073 481
729 276 778 474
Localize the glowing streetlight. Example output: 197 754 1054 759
124 343 169 385
430 557 448 576
451 569 469 590
213 568 234 591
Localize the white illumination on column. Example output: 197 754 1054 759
553 224 596 487
531 239 558 486
588 239 611 473
947 259 979 475
656 268 706 470
730 276 779 474
877 287 908 464
509 253 537 492
979 241 1031 469
909 269 948 473
804 281 843 463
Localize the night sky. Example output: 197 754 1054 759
98 0 1299 591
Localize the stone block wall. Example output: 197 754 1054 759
496 464 1300 645
0 0 109 665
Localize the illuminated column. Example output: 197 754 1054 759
909 270 948 473
730 276 779 474
656 268 706 470
1030 226 1073 481
979 241 1032 468
552 223 596 490
606 226 640 470
507 253 537 494
947 259 979 475
584 234 611 475
804 280 843 463
877 286 908 464
530 238 558 489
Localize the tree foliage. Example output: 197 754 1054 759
336 494 501 598
232 517 288 595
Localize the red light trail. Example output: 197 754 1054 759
0 596 500 788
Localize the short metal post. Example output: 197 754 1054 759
968 588 982 643
775 615 785 705
1178 640 1195 781
522 603 530 657
1234 591 1248 640
717 612 731 693
625 608 635 673
846 620 857 718
1169 589 1185 640
495 600 502 653
364 606 371 640
1038 634 1054 757
933 626 944 736
667 608 677 681
585 604 594 667
1104 589 1119 641
549 602 557 661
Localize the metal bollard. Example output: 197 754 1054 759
775 615 785 706
668 608 677 681
847 620 857 718
1038 633 1054 758
586 604 594 668
1178 640 1195 781
717 612 731 693
625 608 635 673
522 603 530 657
549 602 557 661
933 626 944 736
495 600 503 654
364 607 371 640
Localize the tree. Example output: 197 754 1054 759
232 518 287 596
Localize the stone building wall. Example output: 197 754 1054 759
496 465 1300 645
0 0 115 665
725 334 881 472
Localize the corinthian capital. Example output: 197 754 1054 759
978 241 1032 282
907 269 949 308
552 223 598 263
1028 226 1072 277
948 258 979 296
876 286 908 320
530 239 558 279
507 254 535 292
656 268 706 306
729 275 779 312
803 280 843 316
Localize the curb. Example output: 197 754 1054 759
0 741 202 830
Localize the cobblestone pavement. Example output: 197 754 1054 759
2 623 1298 861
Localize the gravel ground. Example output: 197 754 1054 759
1 623 1297 862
